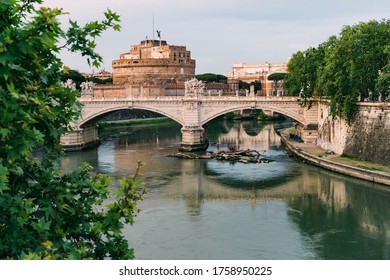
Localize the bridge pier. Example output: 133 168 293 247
179 126 209 152
297 123 319 143
60 124 100 151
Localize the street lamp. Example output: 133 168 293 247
261 70 266 96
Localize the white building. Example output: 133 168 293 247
225 62 288 96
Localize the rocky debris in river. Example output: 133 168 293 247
167 149 274 164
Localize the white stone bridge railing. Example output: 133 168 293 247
78 95 302 102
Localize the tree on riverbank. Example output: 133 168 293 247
195 73 228 83
0 0 144 259
239 80 262 92
60 69 113 89
284 19 390 122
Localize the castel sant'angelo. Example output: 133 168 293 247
112 39 195 85
92 37 199 98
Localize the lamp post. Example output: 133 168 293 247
261 70 266 96
273 80 276 96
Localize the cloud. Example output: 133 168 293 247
43 0 390 74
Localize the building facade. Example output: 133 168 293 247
82 69 112 80
225 62 288 96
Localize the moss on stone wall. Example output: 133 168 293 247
318 105 390 165
343 108 390 165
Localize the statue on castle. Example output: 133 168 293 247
61 79 76 91
80 81 95 95
185 78 205 97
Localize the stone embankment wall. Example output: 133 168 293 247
317 102 390 165
281 134 390 186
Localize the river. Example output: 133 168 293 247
60 119 390 260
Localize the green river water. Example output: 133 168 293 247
60 119 390 259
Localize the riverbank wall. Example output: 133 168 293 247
317 102 390 165
280 129 390 186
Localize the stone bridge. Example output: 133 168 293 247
60 94 321 151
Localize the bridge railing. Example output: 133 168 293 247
78 95 302 102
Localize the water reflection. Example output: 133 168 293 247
60 119 390 259
287 172 390 259
208 119 283 152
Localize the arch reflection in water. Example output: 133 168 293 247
60 119 390 259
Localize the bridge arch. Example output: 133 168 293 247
200 103 307 126
77 101 184 127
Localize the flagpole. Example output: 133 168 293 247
152 12 155 41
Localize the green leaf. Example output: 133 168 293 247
0 128 10 138
113 24 121 32
32 218 52 234
20 252 42 260
12 166 24 176
0 162 9 193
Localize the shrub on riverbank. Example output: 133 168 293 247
98 117 176 128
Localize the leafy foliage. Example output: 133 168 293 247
195 73 228 83
60 69 113 89
284 19 390 122
88 76 113 85
238 80 262 92
0 0 144 259
375 45 390 95
60 69 86 89
284 45 326 99
267 73 286 82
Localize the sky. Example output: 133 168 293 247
44 0 390 75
